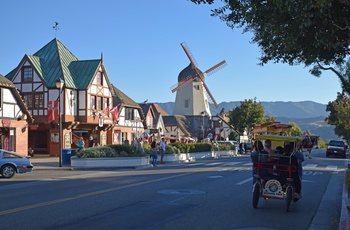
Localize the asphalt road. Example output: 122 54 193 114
0 149 347 230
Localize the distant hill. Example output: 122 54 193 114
155 101 337 141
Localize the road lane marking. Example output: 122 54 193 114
0 172 191 216
236 177 252 185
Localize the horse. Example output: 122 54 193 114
300 135 319 159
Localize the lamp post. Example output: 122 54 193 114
218 120 222 141
201 111 205 141
55 78 64 167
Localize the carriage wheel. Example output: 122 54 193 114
286 186 293 212
252 183 260 208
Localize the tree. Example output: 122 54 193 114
228 98 264 140
262 115 276 123
287 122 302 136
190 1 350 95
325 92 350 141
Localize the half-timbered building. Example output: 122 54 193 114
5 38 117 156
111 85 144 145
0 74 33 155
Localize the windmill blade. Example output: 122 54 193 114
170 76 195 93
181 42 198 68
204 60 227 76
202 82 218 108
193 66 205 82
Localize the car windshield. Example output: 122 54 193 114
329 141 345 147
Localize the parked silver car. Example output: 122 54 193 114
0 150 33 178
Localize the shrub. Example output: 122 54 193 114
143 143 151 154
108 144 133 155
166 145 180 154
188 143 212 152
218 143 231 151
211 145 219 151
169 142 211 153
317 138 327 149
76 146 116 158
170 143 190 153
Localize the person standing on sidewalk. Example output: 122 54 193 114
77 137 85 152
150 138 158 167
88 136 95 147
159 138 166 164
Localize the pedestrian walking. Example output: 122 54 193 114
159 138 166 164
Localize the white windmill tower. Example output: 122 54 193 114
171 42 227 116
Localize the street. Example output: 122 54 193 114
0 149 347 230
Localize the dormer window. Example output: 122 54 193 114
22 67 33 82
96 72 103 85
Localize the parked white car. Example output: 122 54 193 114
0 150 33 178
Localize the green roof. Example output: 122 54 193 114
6 38 101 89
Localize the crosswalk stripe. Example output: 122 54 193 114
304 164 317 168
186 163 204 166
326 165 338 170
223 162 241 166
207 162 224 166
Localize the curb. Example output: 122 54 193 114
340 168 350 230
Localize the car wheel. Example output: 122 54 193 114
1 165 16 178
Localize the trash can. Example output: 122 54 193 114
62 148 71 165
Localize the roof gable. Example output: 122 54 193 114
0 74 33 123
139 103 154 117
6 38 101 89
112 85 140 108
152 103 168 115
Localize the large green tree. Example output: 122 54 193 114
190 0 350 95
288 122 302 136
325 92 350 141
228 98 264 139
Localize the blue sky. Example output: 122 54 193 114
0 1 342 105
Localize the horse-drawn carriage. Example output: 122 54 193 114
252 135 304 212
301 132 319 159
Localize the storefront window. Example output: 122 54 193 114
0 128 14 151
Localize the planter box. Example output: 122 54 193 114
189 152 214 160
163 153 188 162
70 151 224 168
216 150 235 157
71 157 149 168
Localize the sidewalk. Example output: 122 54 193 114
31 155 73 170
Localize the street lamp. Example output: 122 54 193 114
201 111 205 141
218 120 222 141
55 78 64 167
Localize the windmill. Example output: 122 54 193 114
171 42 227 116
